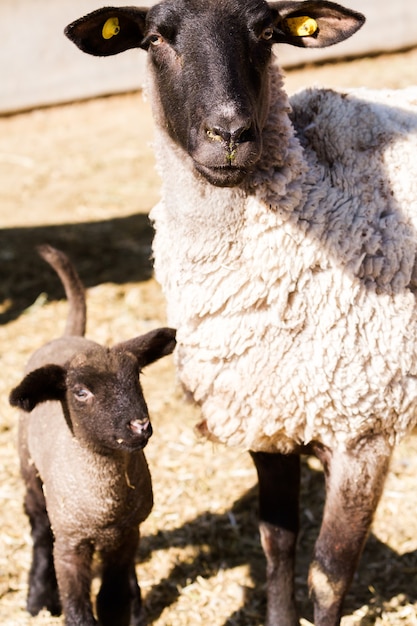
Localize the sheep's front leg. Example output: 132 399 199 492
309 437 392 626
96 528 142 626
53 538 96 626
250 451 300 626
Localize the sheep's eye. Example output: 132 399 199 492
149 34 164 46
73 387 93 402
260 27 274 41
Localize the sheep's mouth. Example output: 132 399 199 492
194 162 248 187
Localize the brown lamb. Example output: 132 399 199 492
10 244 176 626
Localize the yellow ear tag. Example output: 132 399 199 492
286 16 318 37
102 17 120 40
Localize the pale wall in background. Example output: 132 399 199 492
2 0 416 114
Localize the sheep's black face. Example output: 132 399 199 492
145 0 273 187
65 0 365 187
66 350 153 453
65 0 276 187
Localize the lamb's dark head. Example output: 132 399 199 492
65 0 364 187
10 328 176 454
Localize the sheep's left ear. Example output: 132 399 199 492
9 365 67 412
114 328 177 368
270 0 365 48
65 6 149 57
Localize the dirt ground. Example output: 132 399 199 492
1 46 417 626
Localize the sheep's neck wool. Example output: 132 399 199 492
150 66 417 453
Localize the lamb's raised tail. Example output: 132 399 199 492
37 244 86 337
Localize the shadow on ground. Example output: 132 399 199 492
139 460 417 625
0 214 154 325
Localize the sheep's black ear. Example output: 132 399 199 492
9 365 67 412
65 6 149 56
270 0 365 48
114 328 176 368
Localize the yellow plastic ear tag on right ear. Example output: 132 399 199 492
102 17 120 39
286 16 318 37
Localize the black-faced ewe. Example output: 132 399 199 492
9 245 176 626
65 2 417 624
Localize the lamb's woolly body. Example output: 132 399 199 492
151 69 417 453
26 404 152 543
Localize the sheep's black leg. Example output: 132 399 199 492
309 437 392 626
96 528 142 626
53 538 96 626
250 451 300 626
23 474 61 617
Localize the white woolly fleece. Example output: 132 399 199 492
150 68 417 453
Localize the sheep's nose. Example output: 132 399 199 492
205 119 254 144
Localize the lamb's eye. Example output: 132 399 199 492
260 27 274 41
149 34 164 46
73 387 93 402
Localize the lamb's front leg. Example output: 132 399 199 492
309 437 392 626
53 538 96 626
250 451 301 626
96 528 142 626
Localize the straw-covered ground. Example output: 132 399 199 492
1 47 417 626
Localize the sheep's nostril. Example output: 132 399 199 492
206 127 229 143
236 126 254 144
205 121 253 145
129 419 152 437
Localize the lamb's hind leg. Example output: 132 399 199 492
24 472 61 616
310 437 392 626
250 451 301 626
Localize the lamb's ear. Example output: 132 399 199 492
9 365 67 412
270 0 365 48
65 6 148 56
114 328 177 368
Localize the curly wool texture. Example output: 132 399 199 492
150 68 417 453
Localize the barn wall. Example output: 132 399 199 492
2 0 415 114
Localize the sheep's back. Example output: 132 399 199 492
289 86 417 293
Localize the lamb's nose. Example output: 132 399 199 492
129 418 152 437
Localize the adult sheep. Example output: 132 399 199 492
10 245 176 626
65 2 417 625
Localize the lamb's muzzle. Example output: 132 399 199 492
114 416 153 451
128 417 153 440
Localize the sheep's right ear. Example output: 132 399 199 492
271 1 365 48
65 7 149 56
9 365 67 412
